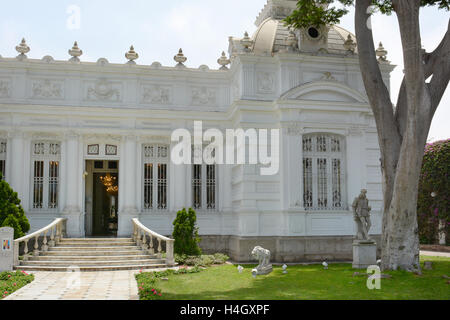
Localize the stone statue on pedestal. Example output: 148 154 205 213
251 246 273 275
352 189 372 241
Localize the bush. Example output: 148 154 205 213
174 253 229 267
172 208 201 256
0 270 34 299
0 174 30 239
417 139 449 245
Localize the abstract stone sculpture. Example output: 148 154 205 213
251 246 272 275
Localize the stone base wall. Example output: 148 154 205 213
199 235 382 263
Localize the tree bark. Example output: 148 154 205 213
354 0 449 270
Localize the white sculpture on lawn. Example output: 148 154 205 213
251 246 272 275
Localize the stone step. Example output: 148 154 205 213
48 246 141 251
56 242 136 247
28 254 155 261
15 263 173 272
20 259 166 267
59 238 133 242
43 250 148 256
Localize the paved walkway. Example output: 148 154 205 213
4 270 140 300
420 250 450 257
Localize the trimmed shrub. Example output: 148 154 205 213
172 208 201 256
417 139 449 245
0 174 30 239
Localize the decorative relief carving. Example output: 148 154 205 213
32 79 64 99
105 144 118 156
192 87 216 106
83 134 122 142
257 72 275 94
87 144 99 155
347 126 364 136
285 123 304 136
141 85 171 104
0 80 11 98
86 79 121 102
320 72 336 81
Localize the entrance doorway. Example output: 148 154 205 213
85 160 119 237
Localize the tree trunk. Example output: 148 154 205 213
354 0 449 270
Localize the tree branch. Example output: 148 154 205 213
427 18 450 116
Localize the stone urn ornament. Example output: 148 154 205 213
174 48 187 67
217 51 230 70
125 45 139 64
68 41 83 63
16 38 30 60
251 246 272 275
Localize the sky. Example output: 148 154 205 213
0 0 448 141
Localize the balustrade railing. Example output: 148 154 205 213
132 218 174 265
13 218 67 267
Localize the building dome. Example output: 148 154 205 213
250 17 357 55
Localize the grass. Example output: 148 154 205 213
0 270 34 299
137 255 450 300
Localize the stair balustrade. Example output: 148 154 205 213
132 218 174 265
13 218 67 267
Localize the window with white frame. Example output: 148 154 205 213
143 144 168 210
191 146 217 210
0 140 6 180
31 141 61 210
302 134 345 210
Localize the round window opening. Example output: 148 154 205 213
308 27 320 39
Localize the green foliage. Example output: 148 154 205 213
284 0 449 29
417 139 450 244
172 208 201 256
174 253 230 267
0 270 34 299
0 174 30 239
135 266 203 300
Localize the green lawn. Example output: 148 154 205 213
0 270 34 299
138 256 450 300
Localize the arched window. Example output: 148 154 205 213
302 134 346 210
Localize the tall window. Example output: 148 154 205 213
191 146 217 210
0 141 6 180
143 144 168 210
31 141 60 210
302 134 345 210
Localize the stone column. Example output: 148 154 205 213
118 134 139 237
7 131 25 199
62 132 83 237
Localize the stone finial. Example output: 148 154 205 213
343 34 356 53
240 31 253 52
68 41 83 63
217 51 230 70
16 38 30 60
174 48 187 67
376 42 388 61
125 45 139 64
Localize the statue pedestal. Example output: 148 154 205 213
252 264 273 275
352 240 377 269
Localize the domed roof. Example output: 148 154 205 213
250 17 357 55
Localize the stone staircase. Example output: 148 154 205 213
15 238 176 272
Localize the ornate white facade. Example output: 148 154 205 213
0 0 394 261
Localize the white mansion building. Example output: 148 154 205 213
0 0 393 262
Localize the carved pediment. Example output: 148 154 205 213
280 80 368 104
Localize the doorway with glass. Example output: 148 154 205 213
85 160 119 237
